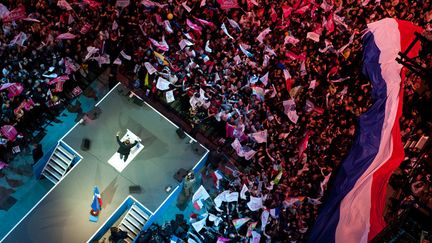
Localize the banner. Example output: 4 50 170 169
217 0 240 10
144 62 157 74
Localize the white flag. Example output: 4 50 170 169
144 62 157 74
247 196 263 211
221 23 234 39
112 20 118 30
256 27 271 44
192 185 210 202
226 192 239 202
240 184 248 199
164 20 173 33
191 216 207 232
156 77 171 90
260 210 270 231
307 32 321 42
205 40 212 53
283 99 299 124
227 18 241 31
166 90 175 103
182 1 192 12
250 130 267 143
179 39 194 50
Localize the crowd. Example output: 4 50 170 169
0 0 431 242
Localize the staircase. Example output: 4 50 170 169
41 143 75 184
118 203 149 242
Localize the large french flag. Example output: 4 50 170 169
308 18 423 243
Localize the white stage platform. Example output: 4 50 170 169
108 129 144 172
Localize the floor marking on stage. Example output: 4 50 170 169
108 129 143 172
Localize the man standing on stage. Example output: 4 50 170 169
116 131 138 162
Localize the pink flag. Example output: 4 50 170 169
149 37 169 51
65 58 79 74
83 0 102 9
226 123 235 138
48 75 70 85
56 33 76 40
281 5 293 18
216 236 230 243
324 13 335 33
194 17 216 29
80 23 92 34
284 35 299 45
246 0 259 9
0 83 14 90
186 19 202 32
0 4 9 19
298 131 313 159
270 7 277 22
1 125 18 141
217 0 240 10
6 83 24 98
2 6 26 22
23 17 40 22
294 4 310 14
141 0 167 8
57 0 73 11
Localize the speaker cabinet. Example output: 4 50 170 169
176 128 186 139
81 138 91 151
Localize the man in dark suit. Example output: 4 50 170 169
116 131 138 162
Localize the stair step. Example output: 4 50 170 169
57 146 74 160
50 156 68 171
121 219 140 236
44 166 61 180
128 208 146 224
131 204 149 220
54 151 72 166
124 214 143 231
42 170 58 184
47 161 66 175
118 225 135 242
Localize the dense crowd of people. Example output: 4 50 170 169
0 0 431 242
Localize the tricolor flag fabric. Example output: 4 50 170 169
232 217 250 230
91 186 102 212
2 6 26 22
309 18 423 243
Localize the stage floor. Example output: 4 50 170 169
3 84 207 243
